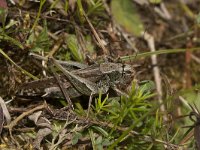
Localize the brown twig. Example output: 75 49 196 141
83 11 109 55
4 103 46 144
143 32 166 121
184 40 192 88
47 37 64 58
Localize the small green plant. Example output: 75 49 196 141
80 81 166 149
27 21 50 53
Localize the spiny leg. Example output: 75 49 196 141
86 93 94 118
111 84 129 98
50 61 74 110
50 57 98 96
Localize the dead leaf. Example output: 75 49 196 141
0 97 11 124
28 111 51 128
29 111 52 149
33 128 52 149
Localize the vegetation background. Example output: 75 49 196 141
0 0 200 149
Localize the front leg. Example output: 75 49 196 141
50 65 74 110
111 84 129 98
86 92 94 118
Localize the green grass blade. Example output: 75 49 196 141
120 47 200 61
0 48 38 80
108 104 160 149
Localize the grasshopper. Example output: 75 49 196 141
17 54 134 114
